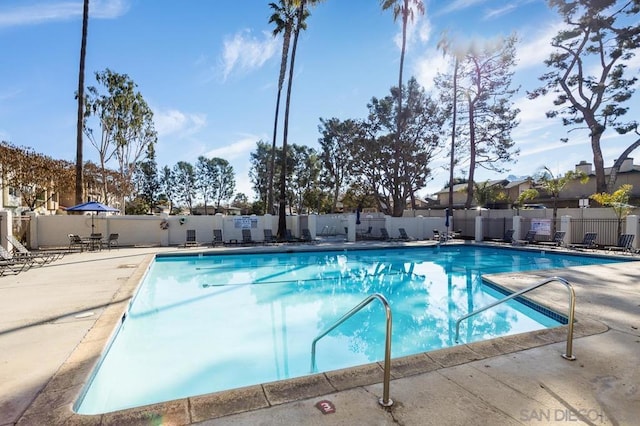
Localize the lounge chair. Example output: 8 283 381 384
357 226 373 240
492 229 514 243
513 230 537 246
301 228 318 243
6 235 59 263
0 258 28 276
284 229 301 243
102 233 119 250
263 229 277 244
212 229 224 246
569 232 598 250
0 246 30 275
185 230 198 247
398 228 414 241
241 229 256 245
380 228 391 241
606 234 634 253
537 231 566 247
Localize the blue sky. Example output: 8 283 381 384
1 0 638 201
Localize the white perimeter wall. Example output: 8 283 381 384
25 207 640 248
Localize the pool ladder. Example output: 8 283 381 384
454 276 576 360
310 293 394 407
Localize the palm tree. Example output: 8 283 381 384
277 0 321 239
380 0 424 136
267 0 298 216
75 0 90 204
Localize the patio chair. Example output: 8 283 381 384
263 229 277 244
569 232 598 250
491 229 514 243
241 229 256 245
102 233 119 250
6 235 59 263
212 229 224 246
357 226 373 240
537 231 566 247
284 229 301 243
380 227 391 241
185 229 198 247
513 230 537 246
301 228 318 244
606 234 634 253
398 228 414 241
68 234 88 252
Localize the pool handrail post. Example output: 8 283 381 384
310 293 394 407
454 276 576 361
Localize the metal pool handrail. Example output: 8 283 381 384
310 293 394 407
454 276 577 361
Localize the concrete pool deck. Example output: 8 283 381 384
1 241 638 425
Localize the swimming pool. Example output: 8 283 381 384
75 245 624 414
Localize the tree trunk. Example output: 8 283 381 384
591 131 606 194
278 1 306 239
448 57 458 211
607 138 640 192
465 96 476 208
75 0 89 204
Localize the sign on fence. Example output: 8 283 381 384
531 219 551 236
234 216 257 229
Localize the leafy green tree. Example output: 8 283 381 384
591 184 634 237
196 156 216 215
267 0 302 214
210 158 236 212
0 142 74 211
473 181 501 208
250 140 279 212
380 0 425 136
352 77 444 216
455 35 520 208
160 165 177 214
233 193 252 215
84 68 157 205
172 161 196 214
133 148 160 214
75 0 90 204
513 188 540 214
318 117 361 212
529 0 640 193
536 166 588 233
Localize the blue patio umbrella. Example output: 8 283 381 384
66 201 120 232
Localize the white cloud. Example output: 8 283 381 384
0 0 128 28
516 21 565 70
153 108 206 137
205 134 260 161
391 7 432 53
413 48 450 91
437 0 486 15
220 30 278 81
483 4 517 20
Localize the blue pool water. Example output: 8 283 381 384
75 245 624 414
